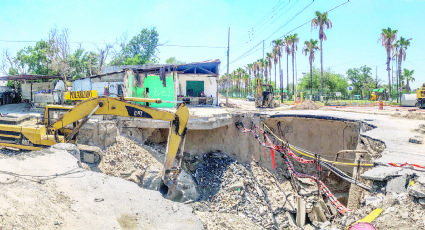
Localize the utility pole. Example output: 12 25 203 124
226 27 230 106
262 40 265 82
375 66 378 88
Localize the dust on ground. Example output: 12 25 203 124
292 100 322 110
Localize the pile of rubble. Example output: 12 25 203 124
98 136 163 186
190 152 297 229
292 100 322 110
98 136 199 201
332 192 425 229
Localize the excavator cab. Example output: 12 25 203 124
417 83 425 109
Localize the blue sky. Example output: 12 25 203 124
0 0 424 89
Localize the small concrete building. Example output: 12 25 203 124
71 60 221 107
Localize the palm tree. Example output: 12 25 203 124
246 64 253 94
379 27 398 100
272 39 284 102
266 52 273 84
272 47 279 93
394 36 411 96
403 68 415 92
287 33 299 95
284 36 292 94
311 11 332 98
303 39 319 95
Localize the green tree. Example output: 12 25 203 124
272 47 279 92
379 27 398 99
311 11 332 97
165 57 185 65
287 34 299 94
111 28 159 65
283 36 292 93
14 40 58 76
393 36 411 95
402 68 415 92
302 39 319 95
272 39 284 101
347 66 375 99
299 67 348 95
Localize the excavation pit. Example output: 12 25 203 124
77 112 384 210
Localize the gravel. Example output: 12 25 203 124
191 152 297 229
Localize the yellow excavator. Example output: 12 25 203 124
0 96 189 200
417 83 425 109
255 77 274 108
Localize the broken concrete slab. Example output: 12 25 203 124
386 174 408 194
408 183 425 198
361 166 403 181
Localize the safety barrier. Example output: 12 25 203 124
237 123 352 214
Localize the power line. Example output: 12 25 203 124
279 0 350 39
250 1 294 40
231 1 314 66
230 41 263 64
264 0 315 42
159 44 226 49
0 39 226 49
235 0 291 47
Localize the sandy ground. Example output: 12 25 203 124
0 145 202 230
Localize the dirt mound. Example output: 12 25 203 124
191 152 296 229
292 100 322 110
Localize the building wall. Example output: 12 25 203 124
22 82 52 100
126 74 175 108
72 78 122 96
178 75 218 105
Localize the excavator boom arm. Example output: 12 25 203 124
49 96 189 200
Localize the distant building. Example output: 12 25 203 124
70 60 221 107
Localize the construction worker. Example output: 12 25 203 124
104 86 109 96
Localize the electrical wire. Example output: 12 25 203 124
262 122 374 167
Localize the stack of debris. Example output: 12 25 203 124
98 136 199 201
99 136 163 186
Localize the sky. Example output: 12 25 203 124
0 0 424 89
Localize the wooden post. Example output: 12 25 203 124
30 79 33 105
296 197 306 227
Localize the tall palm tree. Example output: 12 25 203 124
284 36 292 94
303 39 319 95
287 33 299 95
246 64 253 93
403 68 415 92
379 27 398 100
272 47 279 93
272 39 284 102
266 52 273 84
394 37 411 95
311 11 332 98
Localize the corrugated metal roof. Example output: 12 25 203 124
0 74 62 81
73 59 221 81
